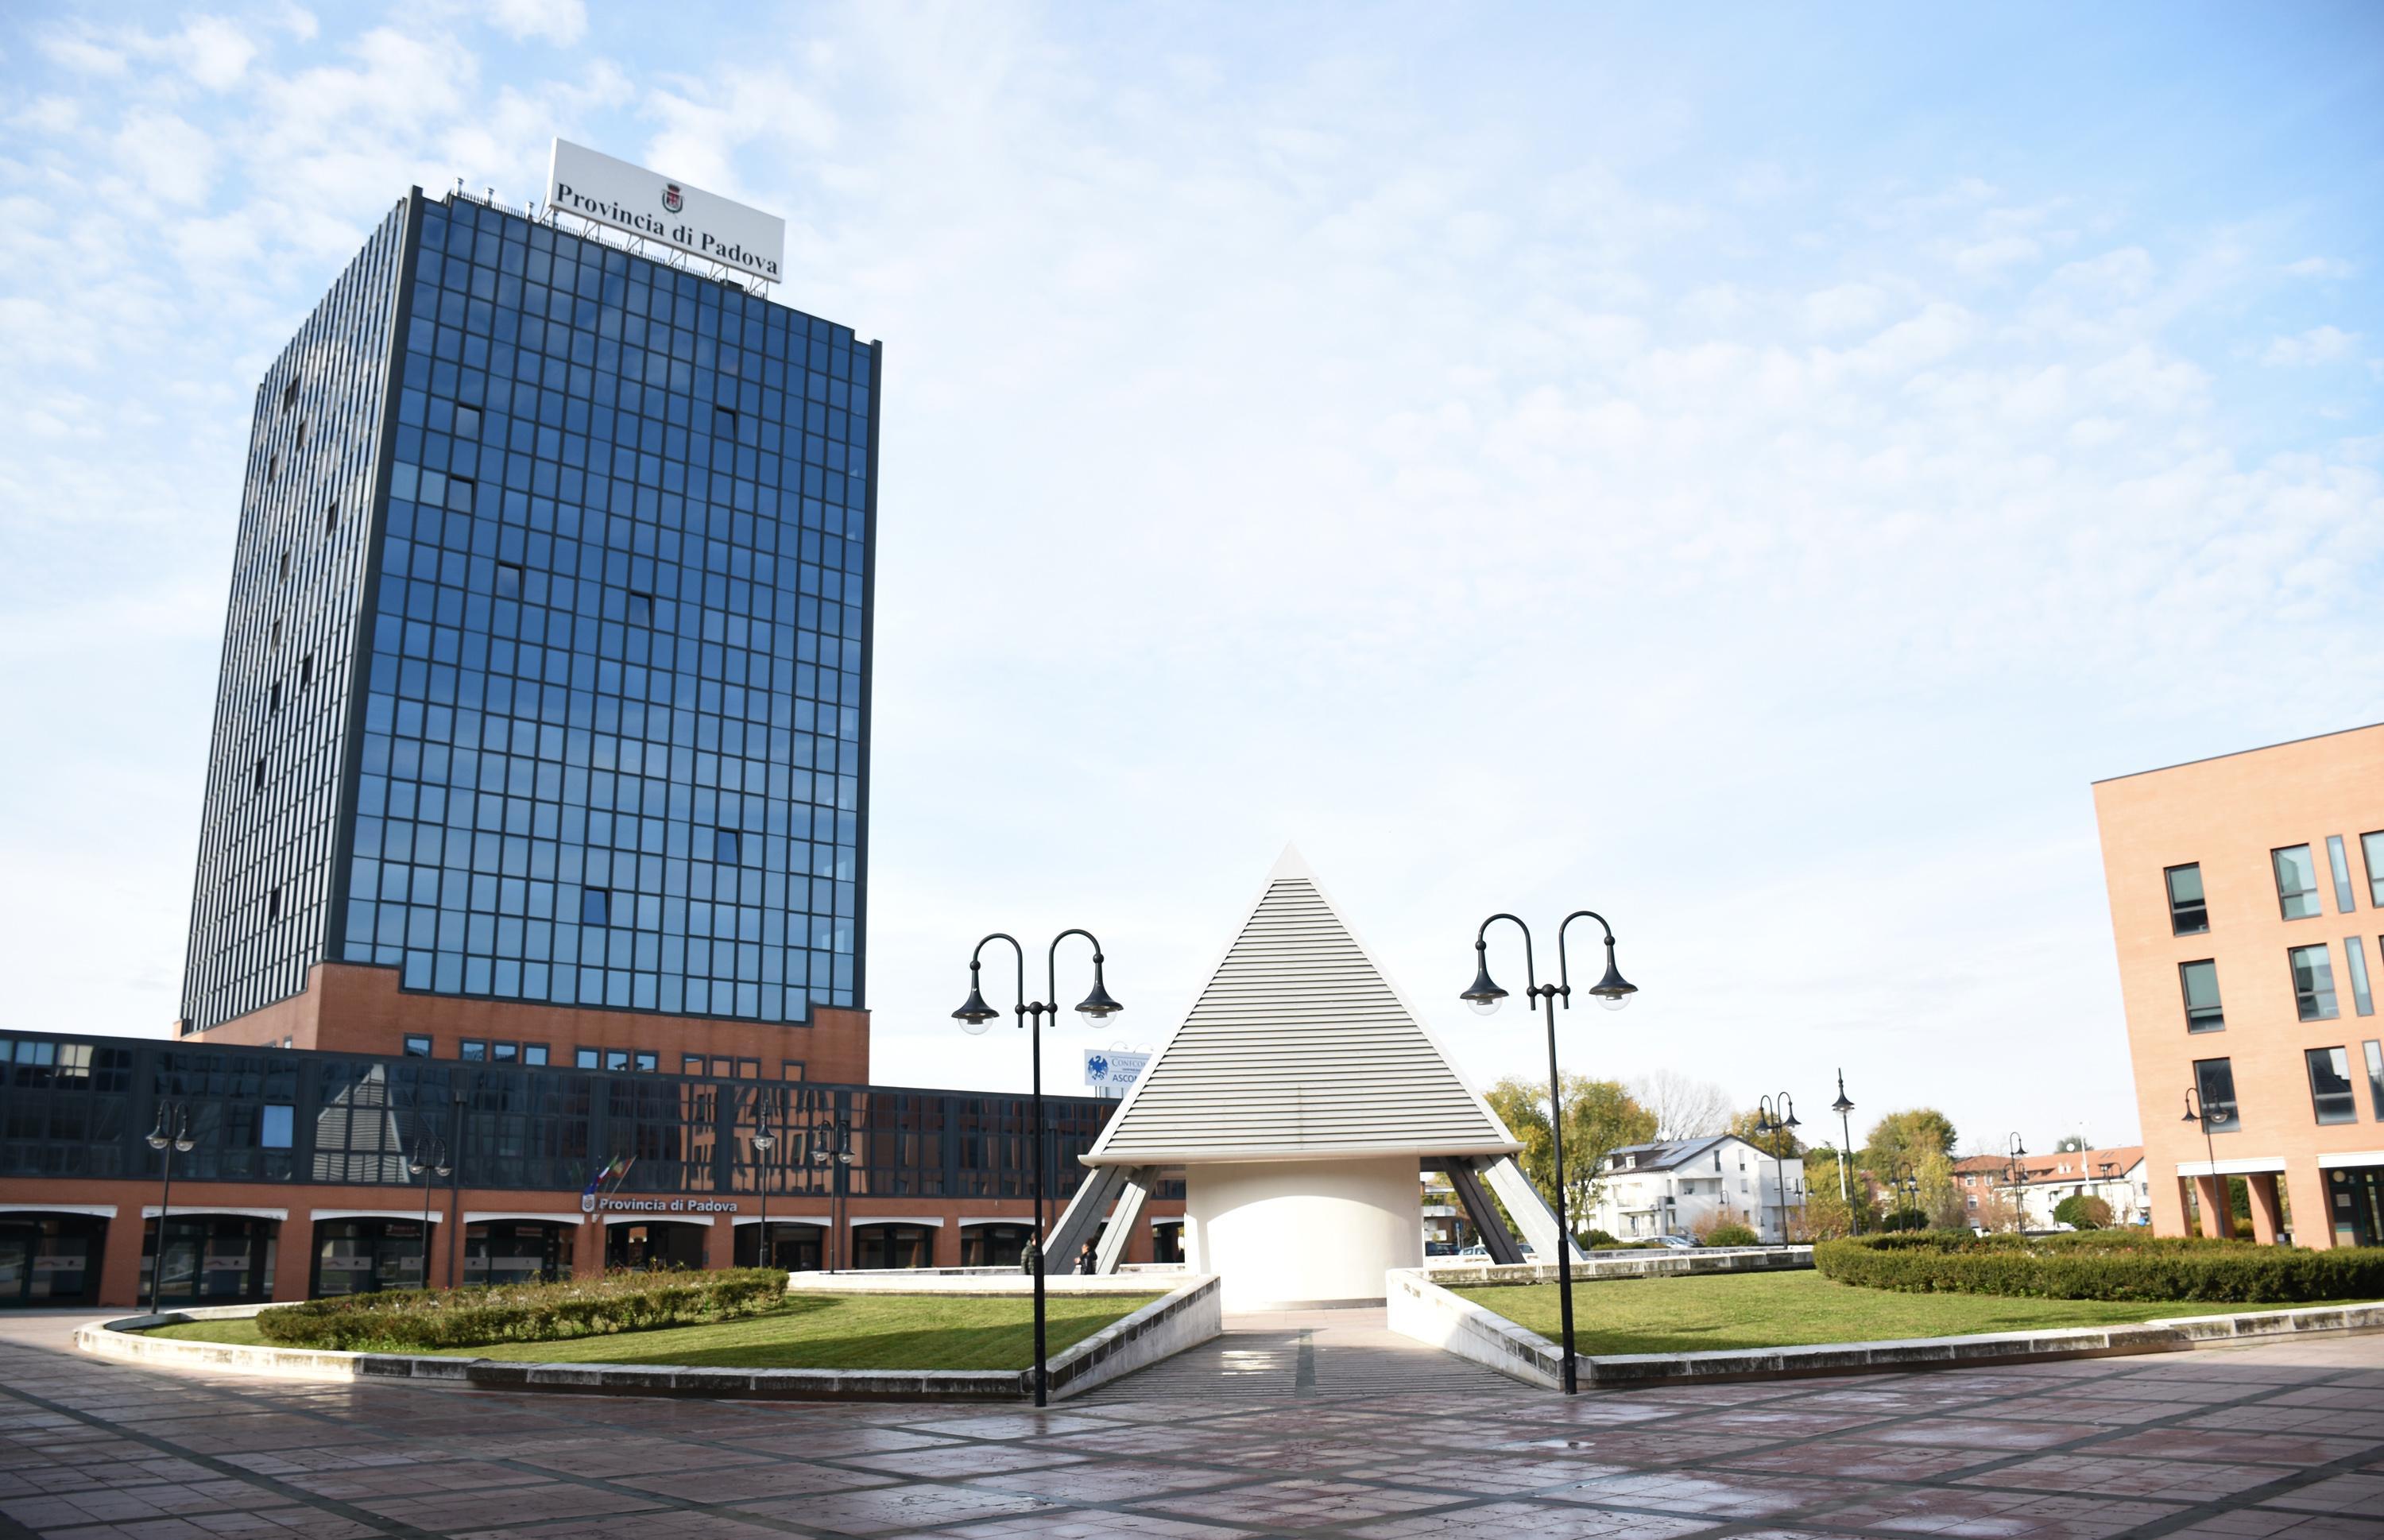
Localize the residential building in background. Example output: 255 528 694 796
177 183 876 1084
2093 723 2384 1248
1952 1146 2148 1230
1590 1136 1805 1242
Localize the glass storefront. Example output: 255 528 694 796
466 1221 574 1285
959 1223 1033 1268
0 1214 107 1306
141 1216 277 1306
2327 1165 2383 1248
604 1221 707 1271
851 1223 933 1269
312 1218 428 1295
732 1222 822 1271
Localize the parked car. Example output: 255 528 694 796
1651 1233 1698 1250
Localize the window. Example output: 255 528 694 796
2328 837 2358 913
736 1058 760 1080
491 1042 517 1062
714 828 739 865
2347 937 2376 1017
628 591 653 625
404 1035 432 1057
782 1062 805 1081
269 618 281 651
2307 1047 2359 1124
2364 833 2384 907
447 475 477 513
252 758 265 791
265 888 281 921
683 1054 704 1075
710 1058 733 1078
326 501 339 533
294 420 306 451
261 1105 293 1150
299 655 313 689
496 562 523 598
267 454 279 483
581 888 610 927
455 405 481 438
714 404 738 436
281 377 300 412
2290 943 2340 1021
2367 1041 2384 1120
2165 864 2208 935
522 1045 548 1066
605 1050 629 1072
2275 845 2322 920
575 1048 599 1070
2192 1058 2239 1132
459 1039 487 1062
277 551 290 581
268 682 281 714
633 1051 658 1073
2180 961 2224 1032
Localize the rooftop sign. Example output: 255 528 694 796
546 138 784 285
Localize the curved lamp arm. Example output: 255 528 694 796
1478 911 1538 993
958 932 1028 1031
1047 927 1121 1020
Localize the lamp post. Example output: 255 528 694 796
1459 908 1639 1396
1755 1093 1800 1244
2002 1132 2028 1234
1891 1164 1917 1226
953 929 1124 1409
144 1101 198 1314
1830 1070 1857 1234
407 1136 451 1290
751 1131 776 1273
811 1120 853 1271
2181 1087 2220 1236
445 1082 467 1289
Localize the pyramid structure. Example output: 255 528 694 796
1084 847 1519 1167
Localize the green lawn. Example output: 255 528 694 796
1453 1270 2343 1355
146 1291 1162 1370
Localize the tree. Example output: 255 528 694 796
2053 1194 2111 1230
1484 1074 1658 1234
1860 1109 1959 1182
1630 1070 1732 1142
2054 1134 2088 1152
1917 1148 1967 1230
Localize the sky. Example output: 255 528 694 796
2 2 2379 1156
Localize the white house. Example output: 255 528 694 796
1589 1136 1807 1243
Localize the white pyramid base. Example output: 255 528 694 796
1185 1156 1424 1310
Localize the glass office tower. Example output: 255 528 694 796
181 189 877 1036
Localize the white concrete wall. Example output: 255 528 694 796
1187 1155 1422 1310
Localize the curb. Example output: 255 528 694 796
75 1275 1221 1403
1384 1267 2384 1391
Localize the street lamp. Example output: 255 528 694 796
2003 1132 2028 1234
750 1130 776 1273
407 1136 451 1290
1830 1070 1857 1234
953 928 1122 1408
1459 907 1637 1396
2181 1086 2221 1236
1756 1093 1800 1244
1891 1164 1918 1226
810 1121 853 1271
444 1082 468 1288
144 1101 199 1314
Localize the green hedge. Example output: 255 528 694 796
1814 1231 2384 1303
251 1268 788 1352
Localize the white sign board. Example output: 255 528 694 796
546 138 785 286
1084 1050 1151 1090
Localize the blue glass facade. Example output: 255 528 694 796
182 191 877 1034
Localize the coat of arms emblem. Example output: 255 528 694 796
661 183 683 214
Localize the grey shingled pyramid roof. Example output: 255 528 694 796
1084 847 1520 1166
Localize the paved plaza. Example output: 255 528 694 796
2 1310 2381 1539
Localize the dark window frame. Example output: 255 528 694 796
2179 959 2224 1033
2274 844 2323 921
2165 863 2208 936
2289 942 2340 1022
2305 1046 2359 1125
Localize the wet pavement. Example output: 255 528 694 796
2 1310 2379 1538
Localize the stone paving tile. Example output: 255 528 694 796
734 1480 1059 1534
1340 1500 1720 1538
1547 1468 1866 1518
2186 1403 2384 1437
2091 1425 2382 1466
965 1460 1259 1503
714 1423 966 1459
610 1457 900 1502
457 1513 795 1540
1952 1453 2299 1501
834 1441 1090 1479
2255 1468 2384 1512
1809 1486 2188 1537
348 1476 664 1531
1713 1440 2006 1481
1131 1475 1459 1527
2161 1515 2384 1538
935 1510 1260 1538
1852 1414 2092 1453
1332 1452 1637 1496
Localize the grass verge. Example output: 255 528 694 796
1451 1269 2363 1355
145 1290 1162 1371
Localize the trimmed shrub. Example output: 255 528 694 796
1705 1223 1760 1248
1814 1232 2384 1304
1583 1229 1620 1248
2053 1194 2111 1231
252 1268 788 1352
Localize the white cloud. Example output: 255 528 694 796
2262 325 2358 366
2285 255 2352 279
486 0 587 47
1803 281 1887 333
111 109 219 207
179 16 257 89
37 31 126 75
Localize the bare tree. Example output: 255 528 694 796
1631 1069 1732 1143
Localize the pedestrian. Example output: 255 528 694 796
1075 1240 1097 1275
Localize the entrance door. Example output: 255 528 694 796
468 1222 573 1286
312 1220 428 1296
0 1216 107 1306
960 1224 1034 1268
143 1217 277 1306
733 1225 823 1271
604 1221 708 1271
2328 1166 2383 1248
850 1224 934 1269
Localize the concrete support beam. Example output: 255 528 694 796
2192 1174 2231 1239
1446 1161 1524 1264
1043 1165 1128 1275
1093 1169 1155 1274
2247 1171 2284 1245
1479 1156 1586 1263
